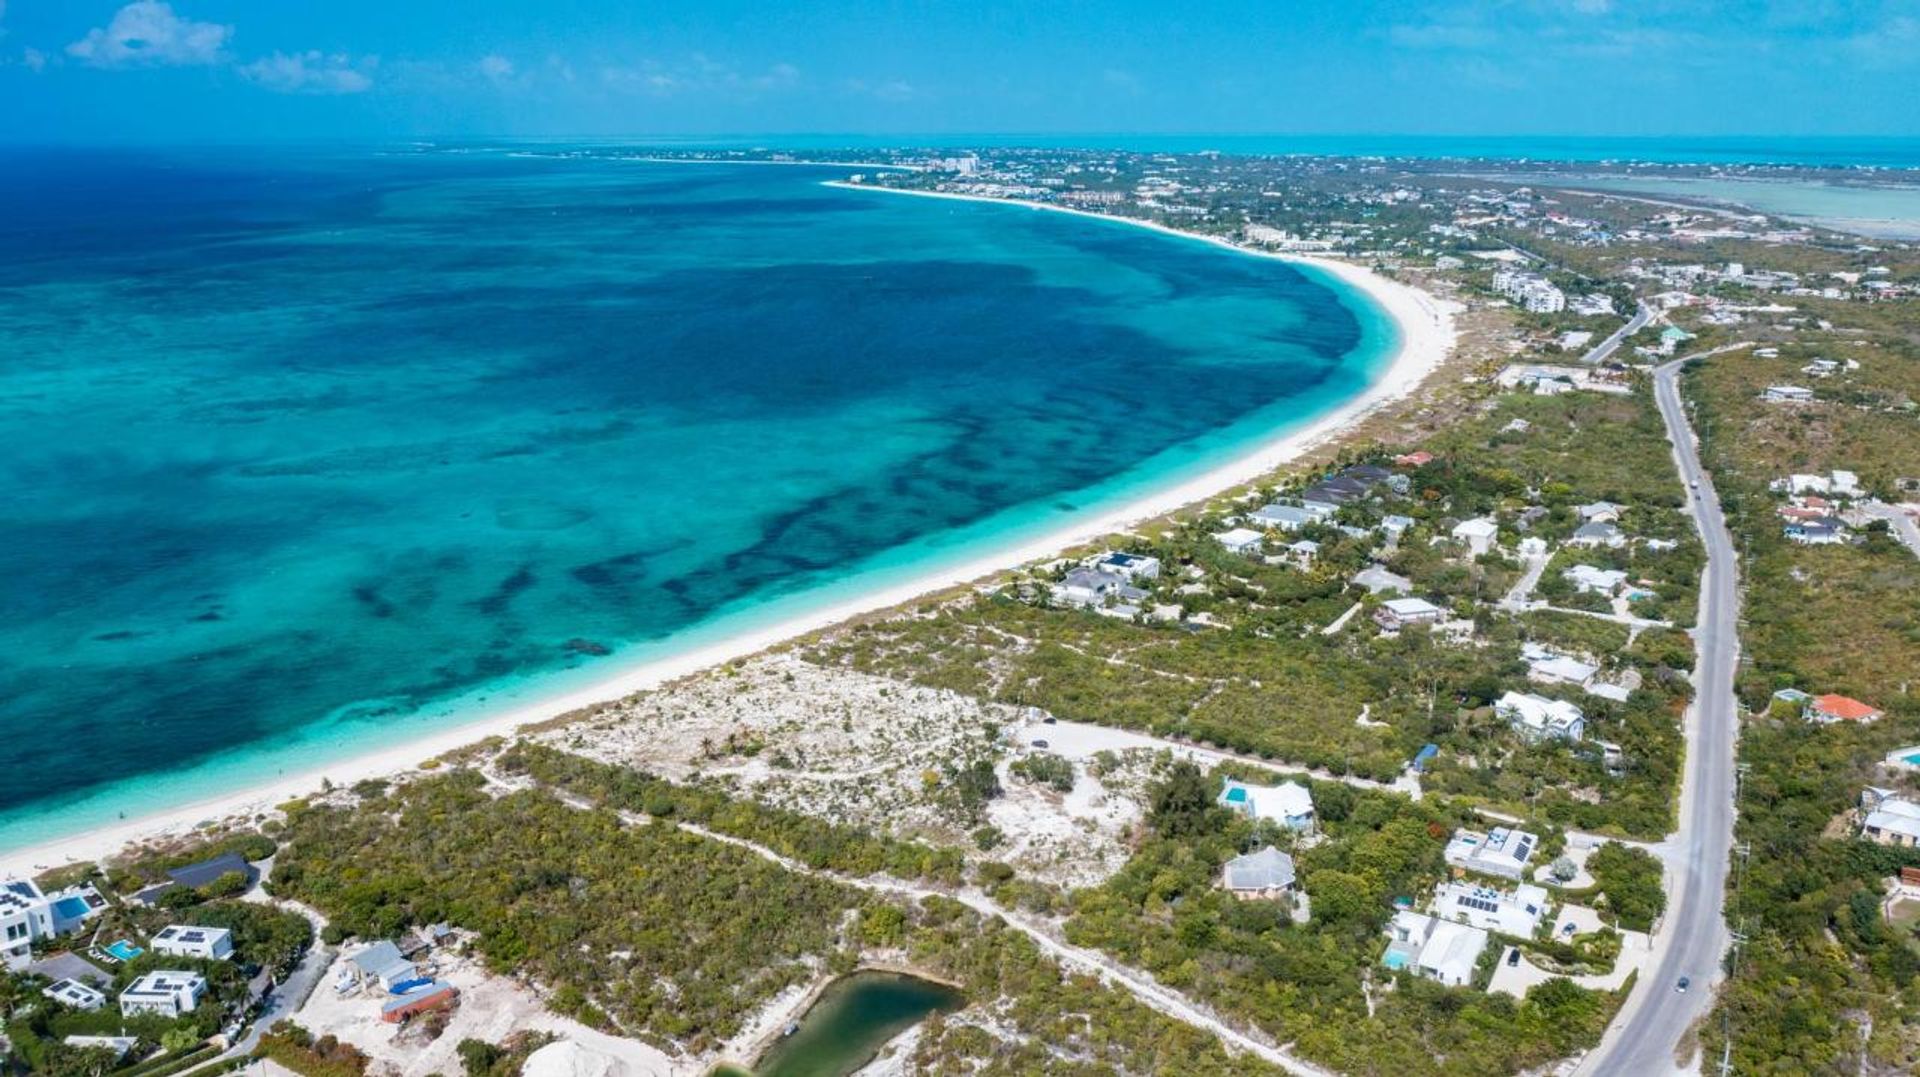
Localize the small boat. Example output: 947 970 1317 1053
781 1021 800 1038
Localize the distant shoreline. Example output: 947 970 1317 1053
0 173 1456 878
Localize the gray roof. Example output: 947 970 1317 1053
165 852 253 890
1223 846 1296 891
31 952 112 989
351 941 409 977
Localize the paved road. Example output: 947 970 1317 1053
1576 358 1740 1075
1858 500 1920 560
1580 301 1654 366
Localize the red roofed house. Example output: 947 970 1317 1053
1805 694 1884 724
1394 451 1435 467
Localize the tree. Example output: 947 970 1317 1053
1147 761 1214 839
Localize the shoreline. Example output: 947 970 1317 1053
0 183 1455 878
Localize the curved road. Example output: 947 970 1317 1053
1577 357 1740 1075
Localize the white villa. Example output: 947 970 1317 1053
1452 517 1500 555
1384 910 1489 987
44 979 108 1012
1564 564 1628 595
1094 552 1161 580
1374 596 1445 631
1862 788 1920 848
1444 827 1541 881
1496 691 1586 742
1250 503 1316 531
1433 880 1551 937
153 925 235 961
1 879 105 972
119 971 207 1018
1215 528 1264 555
1217 778 1316 831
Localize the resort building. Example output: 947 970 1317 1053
1497 691 1585 742
1217 778 1316 832
1433 880 1550 937
1374 596 1445 631
1383 910 1489 987
1861 788 1920 848
119 971 207 1018
1491 268 1567 313
154 925 235 961
43 978 108 1012
1221 846 1297 900
1805 694 1883 725
1444 827 1541 881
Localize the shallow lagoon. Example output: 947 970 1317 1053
0 147 1391 847
748 971 964 1076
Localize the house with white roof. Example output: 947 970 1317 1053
348 940 418 990
1563 564 1627 596
1522 643 1599 689
1577 501 1624 523
1433 880 1551 937
63 1036 139 1062
1381 514 1417 539
1384 910 1489 987
1452 517 1500 556
1861 788 1920 848
1215 528 1264 555
1221 846 1297 900
44 978 108 1012
154 925 235 961
1444 827 1540 881
1496 691 1585 742
119 971 207 1018
1374 596 1445 631
0 879 105 972
1217 778 1315 832
1763 384 1815 403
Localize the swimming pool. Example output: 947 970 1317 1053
52 896 92 921
1383 950 1409 971
104 940 143 962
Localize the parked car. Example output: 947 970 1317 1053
1676 977 1691 993
1030 739 1050 749
1506 947 1521 967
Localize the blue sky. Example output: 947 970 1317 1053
3 0 1917 141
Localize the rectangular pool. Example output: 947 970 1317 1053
53 896 92 921
104 940 143 962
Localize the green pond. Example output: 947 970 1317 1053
745 971 964 1077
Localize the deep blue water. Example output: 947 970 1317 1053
0 147 1390 849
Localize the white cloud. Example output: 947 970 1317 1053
22 47 44 72
238 50 375 94
477 54 514 81
602 55 801 97
67 1 231 68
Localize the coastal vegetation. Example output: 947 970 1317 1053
1680 346 1920 1072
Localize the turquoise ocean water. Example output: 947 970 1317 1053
0 147 1394 851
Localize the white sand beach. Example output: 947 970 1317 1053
0 186 1456 878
